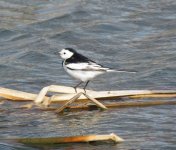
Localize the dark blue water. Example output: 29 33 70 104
0 0 176 149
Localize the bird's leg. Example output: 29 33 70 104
74 81 83 93
83 81 90 93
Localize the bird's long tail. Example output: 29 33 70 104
107 69 136 73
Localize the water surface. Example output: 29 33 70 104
0 0 176 149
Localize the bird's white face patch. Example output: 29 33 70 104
59 49 74 59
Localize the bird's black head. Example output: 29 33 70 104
59 47 90 62
64 48 77 53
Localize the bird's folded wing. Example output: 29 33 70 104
66 62 108 71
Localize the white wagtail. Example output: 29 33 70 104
59 48 135 92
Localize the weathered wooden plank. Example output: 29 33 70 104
13 133 124 144
0 87 39 101
1 87 176 103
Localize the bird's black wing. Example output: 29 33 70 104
65 52 94 64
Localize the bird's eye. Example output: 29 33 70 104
64 52 66 54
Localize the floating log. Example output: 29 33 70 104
0 86 176 114
0 87 38 101
1 86 176 103
13 133 124 144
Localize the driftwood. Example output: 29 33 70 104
0 86 176 112
34 85 176 105
1 86 176 103
12 133 124 144
0 87 39 101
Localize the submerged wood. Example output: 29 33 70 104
14 133 124 144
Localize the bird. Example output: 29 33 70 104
59 48 135 93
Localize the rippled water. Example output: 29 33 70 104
0 0 176 149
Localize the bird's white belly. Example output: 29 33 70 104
64 67 104 82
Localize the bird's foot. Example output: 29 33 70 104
73 87 78 93
83 88 87 94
